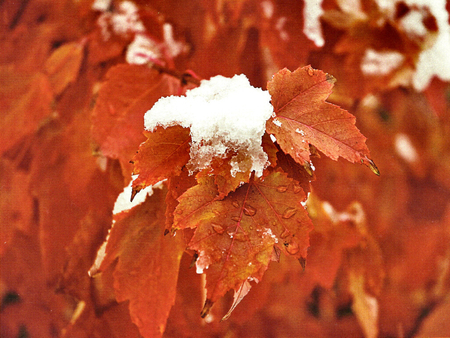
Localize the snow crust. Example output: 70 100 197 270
303 0 325 47
361 49 405 76
394 133 418 163
113 175 154 214
126 34 161 65
144 74 274 177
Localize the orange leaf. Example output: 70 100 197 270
98 187 184 338
132 126 191 193
92 64 182 178
44 41 84 96
174 170 313 316
267 66 378 174
0 67 52 156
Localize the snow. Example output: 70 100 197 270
303 0 325 47
88 176 160 277
261 0 274 19
375 0 450 91
195 250 211 274
260 227 278 243
400 9 428 37
272 118 282 127
113 175 154 214
144 74 274 177
162 23 185 58
92 0 111 12
295 128 305 136
95 0 145 40
111 1 145 36
361 49 405 76
126 34 161 65
394 133 418 163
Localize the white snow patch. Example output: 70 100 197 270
269 134 277 143
361 49 405 76
295 128 305 136
394 133 418 163
113 175 154 214
303 0 325 47
272 118 282 127
111 1 145 35
261 227 278 243
92 0 111 12
163 23 185 58
144 74 274 177
261 0 274 19
400 9 428 37
126 34 161 65
95 1 145 40
301 192 311 207
195 251 211 274
88 239 108 277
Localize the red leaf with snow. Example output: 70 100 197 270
97 187 184 338
92 64 182 178
267 66 378 174
132 126 191 193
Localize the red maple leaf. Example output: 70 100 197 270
91 64 183 179
132 125 191 195
96 187 184 338
266 66 379 174
173 169 313 318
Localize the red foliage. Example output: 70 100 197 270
1 0 450 338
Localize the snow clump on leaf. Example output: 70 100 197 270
144 74 274 177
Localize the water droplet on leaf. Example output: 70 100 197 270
307 67 314 76
232 201 239 208
285 241 299 255
243 204 257 216
293 184 303 194
212 223 224 234
277 185 288 193
282 207 297 219
280 229 290 239
234 232 249 242
231 215 240 222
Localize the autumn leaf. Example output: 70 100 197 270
96 187 184 338
0 158 33 255
91 64 183 178
132 125 191 194
0 67 52 156
266 66 379 174
205 132 280 200
174 170 313 317
44 40 84 96
165 167 197 232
